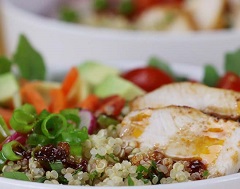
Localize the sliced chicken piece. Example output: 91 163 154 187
120 105 240 176
135 6 195 32
131 82 240 119
184 0 227 30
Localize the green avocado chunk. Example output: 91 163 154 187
78 61 119 87
94 75 145 101
0 72 19 106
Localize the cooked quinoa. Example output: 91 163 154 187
0 123 209 186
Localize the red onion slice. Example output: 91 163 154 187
79 109 97 134
0 132 27 150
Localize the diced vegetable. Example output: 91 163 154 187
122 67 173 92
79 109 97 134
79 94 101 112
62 67 79 96
96 95 125 117
217 72 240 92
94 75 145 101
78 61 119 87
49 88 66 113
21 83 48 113
0 72 19 108
97 114 119 129
0 132 28 150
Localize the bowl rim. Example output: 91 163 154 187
0 173 240 189
2 0 240 42
1 1 240 188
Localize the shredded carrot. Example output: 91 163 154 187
61 67 79 96
0 108 13 128
78 94 100 112
49 88 66 113
21 83 48 113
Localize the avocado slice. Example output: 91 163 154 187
94 75 145 101
78 61 119 87
0 72 20 107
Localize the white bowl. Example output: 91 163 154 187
1 0 240 73
0 61 239 188
1 172 240 189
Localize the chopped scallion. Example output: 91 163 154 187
2 141 23 161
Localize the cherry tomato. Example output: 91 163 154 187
217 72 240 92
96 95 125 117
132 0 183 15
122 67 173 92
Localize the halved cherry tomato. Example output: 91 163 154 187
132 0 183 15
217 72 240 92
122 67 173 92
96 95 125 117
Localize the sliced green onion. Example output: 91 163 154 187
2 171 30 181
127 175 134 186
2 141 24 161
58 174 68 184
27 133 51 147
22 103 37 115
35 176 47 183
61 127 88 144
10 104 37 133
50 161 64 173
0 116 10 143
60 109 80 127
41 114 67 139
97 114 119 129
96 154 105 159
70 144 82 156
137 164 148 173
33 110 51 134
0 151 7 170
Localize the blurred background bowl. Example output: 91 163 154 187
1 0 240 72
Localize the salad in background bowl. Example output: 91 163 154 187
57 0 240 32
1 35 240 188
2 0 240 74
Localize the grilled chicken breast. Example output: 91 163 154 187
131 82 240 119
120 105 240 176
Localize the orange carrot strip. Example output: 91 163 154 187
79 94 100 112
0 108 13 128
49 88 66 113
21 83 48 113
61 67 79 96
